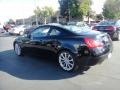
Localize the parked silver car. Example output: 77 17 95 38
9 25 32 35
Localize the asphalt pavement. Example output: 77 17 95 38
0 33 120 90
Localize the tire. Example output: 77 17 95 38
116 31 120 41
14 43 24 56
58 50 79 72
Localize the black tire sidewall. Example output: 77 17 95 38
14 43 24 56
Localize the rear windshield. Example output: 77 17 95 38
64 25 91 34
67 22 87 27
98 20 116 25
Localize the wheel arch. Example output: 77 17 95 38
57 44 78 56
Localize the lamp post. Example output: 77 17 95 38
35 0 39 26
68 0 70 22
22 18 25 25
35 14 38 26
88 0 90 24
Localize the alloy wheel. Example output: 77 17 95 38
59 51 74 71
14 43 21 56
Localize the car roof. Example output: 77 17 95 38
37 24 64 29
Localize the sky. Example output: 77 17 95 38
0 0 106 23
91 0 106 14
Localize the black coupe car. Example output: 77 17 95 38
93 20 120 41
13 24 113 72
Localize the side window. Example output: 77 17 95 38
49 28 61 36
31 27 50 38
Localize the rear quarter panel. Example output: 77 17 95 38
57 36 85 54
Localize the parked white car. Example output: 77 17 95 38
0 28 5 33
9 25 31 35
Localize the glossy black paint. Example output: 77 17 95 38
14 24 113 66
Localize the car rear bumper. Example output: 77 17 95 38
77 51 111 66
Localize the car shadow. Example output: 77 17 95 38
0 49 85 80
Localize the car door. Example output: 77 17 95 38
42 26 63 53
28 26 51 50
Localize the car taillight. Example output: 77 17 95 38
106 26 116 30
84 38 103 48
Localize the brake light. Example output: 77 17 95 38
106 26 116 30
84 38 103 48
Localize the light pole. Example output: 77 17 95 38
35 14 38 26
88 0 90 24
35 0 39 26
68 0 70 22
22 18 25 25
68 7 70 22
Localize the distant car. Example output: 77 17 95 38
0 25 5 33
3 24 11 32
93 20 120 40
9 25 32 35
0 28 5 33
13 24 112 72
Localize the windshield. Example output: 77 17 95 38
98 20 116 25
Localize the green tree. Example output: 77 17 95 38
103 0 120 19
34 6 43 17
34 6 54 24
86 9 96 20
42 6 54 24
59 0 92 21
